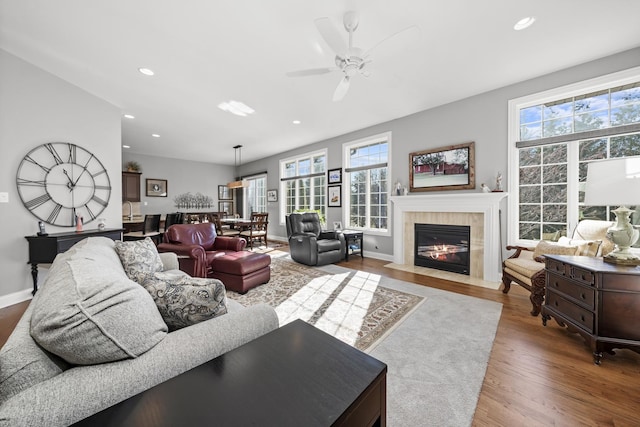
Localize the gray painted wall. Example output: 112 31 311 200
121 152 234 216
238 47 640 257
0 50 122 304
1 46 639 304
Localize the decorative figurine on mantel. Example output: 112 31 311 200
493 172 504 192
395 180 403 196
481 183 491 193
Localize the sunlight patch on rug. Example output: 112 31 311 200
227 256 424 350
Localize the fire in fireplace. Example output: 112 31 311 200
414 223 470 275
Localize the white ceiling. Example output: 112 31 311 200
2 0 640 165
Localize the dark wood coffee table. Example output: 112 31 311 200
74 320 387 426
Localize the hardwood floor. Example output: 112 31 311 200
2 254 639 426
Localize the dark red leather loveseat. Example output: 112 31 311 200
158 223 270 293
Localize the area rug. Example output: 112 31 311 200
226 255 424 351
319 263 503 427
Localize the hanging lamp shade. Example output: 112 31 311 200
227 144 250 188
227 179 249 189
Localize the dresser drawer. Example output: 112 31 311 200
545 258 567 276
546 275 595 309
569 266 595 286
546 291 594 333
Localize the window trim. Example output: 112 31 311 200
278 148 328 225
343 131 392 237
508 66 640 246
242 173 267 218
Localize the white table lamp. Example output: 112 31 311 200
584 156 640 264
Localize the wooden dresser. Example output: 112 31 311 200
542 255 640 364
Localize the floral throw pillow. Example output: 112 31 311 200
139 274 228 330
114 238 164 283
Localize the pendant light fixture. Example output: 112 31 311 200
227 144 249 189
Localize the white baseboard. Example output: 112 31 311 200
0 289 33 309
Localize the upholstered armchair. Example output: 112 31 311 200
502 220 614 316
158 223 246 278
286 212 346 266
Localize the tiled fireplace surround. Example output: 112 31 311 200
391 193 508 285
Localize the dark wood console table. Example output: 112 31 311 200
542 255 640 364
74 320 387 426
25 228 123 294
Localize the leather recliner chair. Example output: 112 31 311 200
286 212 346 266
158 222 246 278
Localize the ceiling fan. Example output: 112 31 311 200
287 11 419 101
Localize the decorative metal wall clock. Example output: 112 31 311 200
16 142 111 227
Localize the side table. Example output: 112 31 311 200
342 230 363 261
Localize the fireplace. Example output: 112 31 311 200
414 223 470 275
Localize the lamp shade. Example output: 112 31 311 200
227 179 249 189
584 156 640 206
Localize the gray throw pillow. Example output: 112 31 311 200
114 237 164 282
30 238 168 365
140 274 228 330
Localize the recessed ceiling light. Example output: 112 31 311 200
138 67 155 76
152 134 160 138
122 145 131 149
514 16 536 31
123 114 135 119
292 120 301 125
217 100 255 117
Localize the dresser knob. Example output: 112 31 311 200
555 301 559 306
581 293 586 299
581 315 585 322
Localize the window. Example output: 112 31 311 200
509 68 640 245
243 174 267 217
279 150 326 222
344 132 391 234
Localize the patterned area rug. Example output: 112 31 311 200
227 255 424 350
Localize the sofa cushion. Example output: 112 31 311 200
558 236 602 257
30 238 168 365
0 297 70 405
532 240 580 260
114 237 164 282
139 274 228 330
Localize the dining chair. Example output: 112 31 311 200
239 212 268 249
163 212 183 231
123 214 162 245
211 213 240 237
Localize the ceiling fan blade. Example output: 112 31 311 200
332 76 350 102
286 67 337 77
314 17 347 56
363 25 421 59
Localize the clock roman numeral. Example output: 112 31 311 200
91 195 108 207
24 155 51 173
84 204 96 220
25 193 51 209
91 169 106 177
44 143 64 165
17 178 46 187
47 203 63 223
94 185 111 190
68 144 76 163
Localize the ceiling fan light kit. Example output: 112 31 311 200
287 11 418 101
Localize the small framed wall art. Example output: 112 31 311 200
218 201 233 216
146 179 168 197
328 168 342 184
218 185 232 200
328 185 342 207
267 189 278 202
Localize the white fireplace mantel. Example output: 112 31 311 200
391 192 508 282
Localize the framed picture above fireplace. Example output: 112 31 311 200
409 142 475 192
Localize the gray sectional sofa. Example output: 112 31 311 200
0 237 278 427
